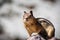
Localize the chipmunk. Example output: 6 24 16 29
23 11 55 40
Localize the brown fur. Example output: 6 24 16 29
23 11 55 39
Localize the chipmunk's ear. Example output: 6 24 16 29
24 11 26 13
30 10 33 16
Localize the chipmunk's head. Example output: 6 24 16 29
23 10 34 22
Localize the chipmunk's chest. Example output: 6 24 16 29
24 22 42 35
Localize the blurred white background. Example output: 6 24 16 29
0 0 60 40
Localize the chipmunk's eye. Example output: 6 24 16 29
26 18 28 21
31 23 34 25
